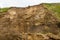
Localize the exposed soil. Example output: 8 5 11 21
0 4 60 40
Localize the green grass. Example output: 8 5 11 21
43 3 60 21
0 8 9 12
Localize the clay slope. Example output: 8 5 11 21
0 4 60 40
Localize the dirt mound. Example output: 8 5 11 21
0 4 60 40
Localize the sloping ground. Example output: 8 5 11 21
0 4 60 40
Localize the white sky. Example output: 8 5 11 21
0 0 60 8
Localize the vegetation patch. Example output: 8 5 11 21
43 3 60 21
0 8 10 12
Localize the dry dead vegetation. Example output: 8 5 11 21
0 4 60 40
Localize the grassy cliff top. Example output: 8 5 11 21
43 3 60 20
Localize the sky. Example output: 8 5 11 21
0 0 60 8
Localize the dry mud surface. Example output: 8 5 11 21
0 4 60 40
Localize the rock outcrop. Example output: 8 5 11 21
0 4 60 40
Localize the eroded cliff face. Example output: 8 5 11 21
0 4 60 40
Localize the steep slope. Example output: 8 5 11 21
0 4 60 40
